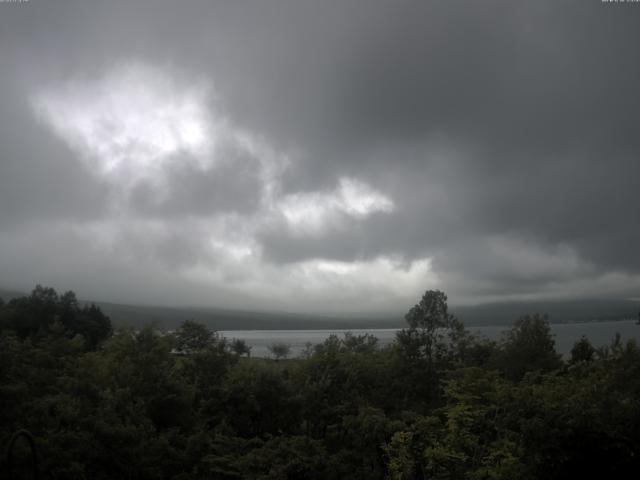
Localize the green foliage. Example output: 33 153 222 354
384 431 416 480
393 290 472 408
570 335 596 364
1 286 640 479
498 313 562 381
230 338 252 357
173 319 217 353
267 342 291 360
238 436 331 479
222 361 301 438
342 332 379 354
397 290 470 366
0 285 112 349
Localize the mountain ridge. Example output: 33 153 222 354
3 288 638 330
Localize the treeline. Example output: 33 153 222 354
1 287 639 479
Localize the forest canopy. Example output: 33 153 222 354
1 287 639 479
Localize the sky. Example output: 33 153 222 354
1 0 639 313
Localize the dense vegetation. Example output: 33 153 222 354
1 287 639 479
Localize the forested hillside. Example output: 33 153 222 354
1 287 639 479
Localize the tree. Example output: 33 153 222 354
30 284 59 305
268 342 291 361
342 332 379 354
0 286 111 348
396 290 468 365
68 303 112 349
499 314 562 381
404 290 450 330
230 338 251 357
237 436 330 479
392 290 472 408
173 320 217 354
570 336 595 364
222 362 300 437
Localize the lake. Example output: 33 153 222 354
221 320 640 358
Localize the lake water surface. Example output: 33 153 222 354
221 320 640 358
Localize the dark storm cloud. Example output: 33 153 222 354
255 0 640 284
1 0 639 309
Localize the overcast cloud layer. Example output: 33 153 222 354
1 0 639 313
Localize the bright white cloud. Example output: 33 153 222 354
277 177 394 233
32 63 216 183
293 256 435 298
180 250 436 312
30 61 292 214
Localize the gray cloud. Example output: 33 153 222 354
0 78 110 227
1 0 639 311
129 148 264 218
